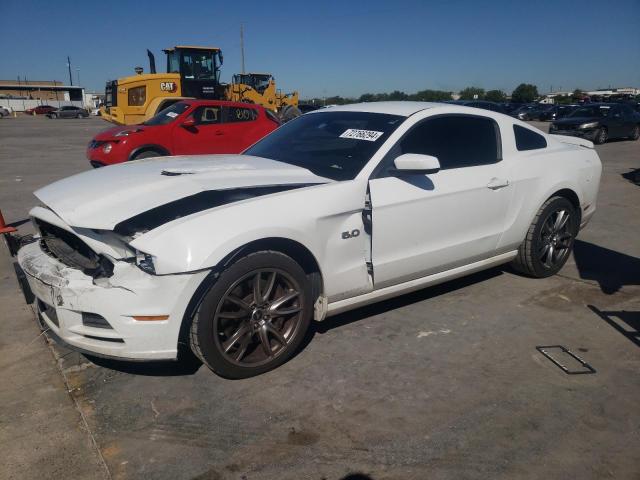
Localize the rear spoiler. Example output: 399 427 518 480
550 134 594 149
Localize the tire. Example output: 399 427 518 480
49 113 57 119
131 150 162 160
279 105 302 123
511 196 578 278
76 113 82 119
593 127 607 144
189 251 313 379
630 125 640 141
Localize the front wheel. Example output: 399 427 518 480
630 125 640 141
49 114 57 119
511 196 578 278
593 127 608 144
190 251 313 378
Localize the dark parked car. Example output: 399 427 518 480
25 105 57 115
47 106 89 119
550 103 640 144
538 104 581 121
444 100 506 113
298 104 322 113
511 103 554 120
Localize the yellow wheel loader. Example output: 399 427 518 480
101 47 300 125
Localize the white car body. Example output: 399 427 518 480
18 102 602 361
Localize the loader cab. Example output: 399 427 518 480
232 73 274 94
163 46 223 99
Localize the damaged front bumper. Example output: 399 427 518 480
17 241 208 361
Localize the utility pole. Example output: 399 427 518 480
240 24 245 74
67 56 73 85
76 68 80 86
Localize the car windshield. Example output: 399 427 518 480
143 102 190 126
568 106 610 118
244 111 404 181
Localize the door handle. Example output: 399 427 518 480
214 130 224 136
487 178 510 190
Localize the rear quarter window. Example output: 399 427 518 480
514 125 547 151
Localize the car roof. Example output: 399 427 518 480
182 99 264 109
318 101 444 117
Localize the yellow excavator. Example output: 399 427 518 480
101 46 300 125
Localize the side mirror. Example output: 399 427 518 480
391 153 441 175
181 117 196 128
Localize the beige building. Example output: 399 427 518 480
0 80 84 101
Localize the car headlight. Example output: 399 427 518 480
114 128 142 137
579 122 599 129
102 143 113 154
135 250 156 274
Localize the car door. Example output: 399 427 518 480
607 105 626 138
220 105 262 152
368 114 511 289
618 104 637 136
171 104 227 155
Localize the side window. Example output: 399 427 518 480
193 106 222 125
393 115 501 170
224 106 258 123
128 86 146 106
513 125 547 151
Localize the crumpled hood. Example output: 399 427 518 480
35 155 331 230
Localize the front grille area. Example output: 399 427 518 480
36 219 114 277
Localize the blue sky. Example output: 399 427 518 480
1 0 638 98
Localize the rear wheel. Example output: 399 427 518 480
593 127 608 144
511 196 578 278
189 251 312 378
630 125 640 141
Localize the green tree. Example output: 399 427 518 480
387 90 409 101
572 88 584 101
459 87 485 100
484 90 507 103
511 83 539 103
359 93 376 102
408 89 452 101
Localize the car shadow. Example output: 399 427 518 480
313 267 503 335
7 218 30 228
83 350 203 376
621 168 640 185
588 305 640 348
572 240 640 294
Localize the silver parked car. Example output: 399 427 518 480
0 106 11 117
47 106 89 119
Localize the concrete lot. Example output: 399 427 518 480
0 115 639 480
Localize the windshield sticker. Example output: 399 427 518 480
339 129 384 141
166 111 179 118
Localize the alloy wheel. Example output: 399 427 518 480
538 208 573 269
213 268 304 367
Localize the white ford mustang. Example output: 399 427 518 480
17 102 602 378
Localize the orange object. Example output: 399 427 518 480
0 209 17 234
132 315 169 321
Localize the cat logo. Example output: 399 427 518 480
160 82 177 93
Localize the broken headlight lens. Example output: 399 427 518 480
135 250 156 274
